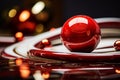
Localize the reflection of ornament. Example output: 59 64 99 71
61 15 101 52
35 39 51 49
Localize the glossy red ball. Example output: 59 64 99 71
60 15 101 52
114 40 120 51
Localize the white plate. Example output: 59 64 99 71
2 18 120 61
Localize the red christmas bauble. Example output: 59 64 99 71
61 15 101 52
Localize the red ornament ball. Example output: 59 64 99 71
61 15 101 52
114 40 120 51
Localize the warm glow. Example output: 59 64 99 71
15 32 24 42
15 32 23 38
19 10 30 22
35 24 44 33
8 9 17 18
18 21 35 32
36 11 49 21
16 58 23 66
115 69 120 74
42 72 50 79
31 1 45 14
19 64 30 78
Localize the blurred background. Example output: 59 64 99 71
0 0 120 36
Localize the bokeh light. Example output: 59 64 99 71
19 10 30 22
15 58 23 66
15 32 23 38
8 9 17 18
0 0 62 36
15 32 24 42
35 24 44 33
31 1 45 15
115 69 120 74
42 72 50 79
19 64 30 79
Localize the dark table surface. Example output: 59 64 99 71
1 42 120 80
